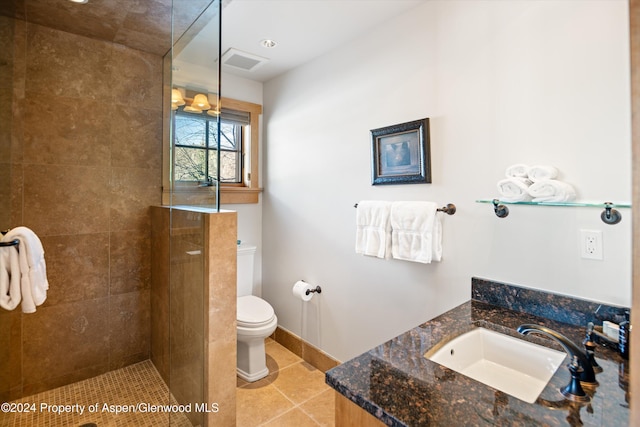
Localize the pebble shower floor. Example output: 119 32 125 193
0 360 194 427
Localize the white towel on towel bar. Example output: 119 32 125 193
0 245 21 311
2 227 49 313
390 201 442 264
355 201 392 259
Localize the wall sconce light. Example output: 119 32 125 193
183 105 202 114
171 89 185 110
192 94 211 110
173 89 220 115
207 98 221 116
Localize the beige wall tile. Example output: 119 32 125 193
40 233 110 306
109 290 151 369
22 298 110 389
23 96 111 167
26 24 112 100
23 164 111 236
110 166 161 231
109 43 162 108
110 228 151 295
110 105 163 169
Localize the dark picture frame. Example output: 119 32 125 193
370 118 431 185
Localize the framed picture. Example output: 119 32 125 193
370 118 431 185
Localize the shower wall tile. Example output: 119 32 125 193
22 297 110 394
11 19 26 102
110 228 151 295
109 290 151 370
23 95 111 167
110 105 163 169
149 208 238 426
110 166 161 232
0 310 22 402
204 211 237 427
0 87 11 158
26 24 112 100
8 163 22 229
0 16 16 91
150 206 170 382
114 0 171 58
40 233 110 306
0 167 10 228
22 164 111 236
109 43 163 109
23 0 129 44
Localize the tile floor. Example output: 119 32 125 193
236 338 335 426
1 339 335 427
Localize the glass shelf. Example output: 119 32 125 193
476 199 631 224
476 199 632 208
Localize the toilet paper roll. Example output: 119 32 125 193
292 280 314 302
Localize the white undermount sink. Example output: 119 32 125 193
425 327 566 403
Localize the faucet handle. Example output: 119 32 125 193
561 356 590 403
584 338 603 374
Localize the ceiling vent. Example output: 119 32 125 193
221 48 269 72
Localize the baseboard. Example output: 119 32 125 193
271 327 340 372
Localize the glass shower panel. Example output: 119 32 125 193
166 1 221 426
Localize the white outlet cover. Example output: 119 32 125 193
580 229 603 260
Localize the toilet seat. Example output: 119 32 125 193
237 295 275 328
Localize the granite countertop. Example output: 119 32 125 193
326 283 629 426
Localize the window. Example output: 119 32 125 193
162 96 263 205
174 112 243 185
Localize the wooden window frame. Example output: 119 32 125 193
163 96 262 205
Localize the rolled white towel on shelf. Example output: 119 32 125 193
497 177 532 202
505 164 530 178
528 165 558 182
527 180 576 202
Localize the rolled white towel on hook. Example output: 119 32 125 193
527 165 558 182
527 180 576 202
505 164 530 178
0 246 21 311
497 177 532 202
2 227 49 313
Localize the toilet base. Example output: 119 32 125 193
237 332 273 383
237 365 269 382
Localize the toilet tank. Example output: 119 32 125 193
237 244 257 297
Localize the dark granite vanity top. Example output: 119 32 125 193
326 278 630 426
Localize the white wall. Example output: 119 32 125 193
261 0 631 362
221 73 265 296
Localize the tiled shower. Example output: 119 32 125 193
0 15 162 400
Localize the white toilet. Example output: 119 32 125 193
236 244 278 382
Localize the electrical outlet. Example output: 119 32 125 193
580 229 603 260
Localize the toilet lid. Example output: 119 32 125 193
237 295 275 325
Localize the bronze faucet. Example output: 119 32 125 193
517 324 598 402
